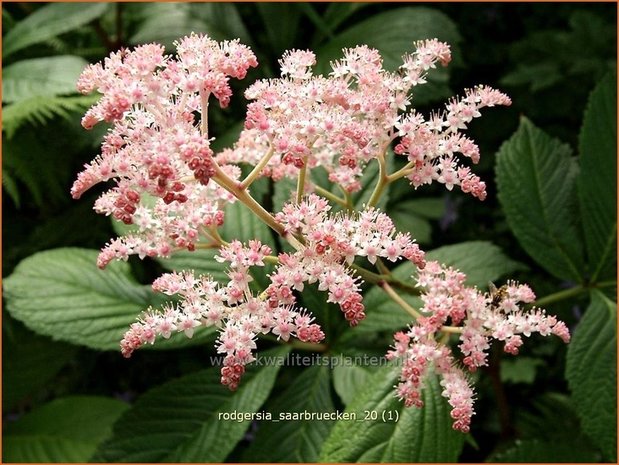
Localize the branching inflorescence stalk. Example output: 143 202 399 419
72 34 571 432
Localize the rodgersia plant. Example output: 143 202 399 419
72 34 570 433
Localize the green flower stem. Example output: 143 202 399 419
595 280 617 289
440 325 463 334
344 191 353 210
212 165 303 250
530 285 587 308
350 264 419 295
200 90 210 139
239 145 275 189
190 243 219 250
197 227 225 248
349 264 385 283
259 333 328 352
206 225 228 246
263 255 280 265
380 281 422 319
531 280 617 308
211 164 420 296
366 152 388 208
296 156 309 204
382 282 462 335
386 161 415 183
313 186 348 208
335 184 354 210
375 258 391 276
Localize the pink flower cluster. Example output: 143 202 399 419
387 261 570 432
72 34 257 267
120 239 324 390
120 193 425 373
219 39 509 198
387 332 474 433
72 35 556 432
394 86 511 200
266 195 425 325
73 35 509 271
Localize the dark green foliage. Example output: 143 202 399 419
242 365 335 462
566 292 617 461
3 396 129 462
496 118 585 282
2 3 616 463
93 347 289 462
320 366 465 462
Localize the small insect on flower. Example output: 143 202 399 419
487 282 510 310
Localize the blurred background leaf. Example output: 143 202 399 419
3 55 88 103
3 396 129 462
3 3 109 58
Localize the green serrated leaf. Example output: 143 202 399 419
2 7 16 30
243 365 335 462
6 396 129 442
296 3 334 42
94 346 289 462
319 365 464 462
3 248 214 351
3 115 96 208
496 117 585 282
389 197 446 244
315 7 461 105
577 73 617 282
3 56 88 103
566 291 617 461
272 177 297 213
3 396 128 463
400 197 446 219
4 3 109 58
221 201 277 250
514 392 587 443
332 364 374 406
501 62 562 92
299 282 344 337
358 278 419 335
